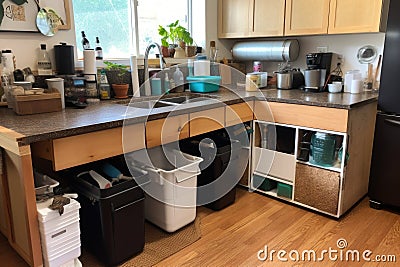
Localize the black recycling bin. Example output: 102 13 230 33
180 132 245 210
70 159 148 266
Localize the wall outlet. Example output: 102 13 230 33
317 46 328 53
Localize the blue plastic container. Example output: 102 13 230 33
186 76 221 93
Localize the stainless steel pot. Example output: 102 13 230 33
277 71 293 89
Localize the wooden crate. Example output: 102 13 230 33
13 93 62 115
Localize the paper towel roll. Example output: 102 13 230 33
130 55 140 97
194 60 210 76
83 49 96 74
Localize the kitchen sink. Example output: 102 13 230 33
127 100 173 109
160 95 215 104
119 93 219 110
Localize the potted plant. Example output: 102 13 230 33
104 61 130 99
158 20 196 58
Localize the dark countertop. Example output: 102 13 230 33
0 88 378 145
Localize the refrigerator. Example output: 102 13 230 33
368 0 400 210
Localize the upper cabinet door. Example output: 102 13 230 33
285 0 330 36
252 0 285 37
218 0 253 38
328 0 386 34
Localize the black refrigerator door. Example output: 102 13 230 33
378 0 400 114
369 113 400 208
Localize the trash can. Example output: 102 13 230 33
180 131 245 210
70 159 148 266
127 146 203 233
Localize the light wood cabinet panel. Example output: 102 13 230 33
252 0 285 37
0 153 10 237
146 115 190 148
285 0 330 35
328 0 387 34
31 124 145 171
189 107 225 137
254 101 348 133
225 102 254 127
218 0 252 38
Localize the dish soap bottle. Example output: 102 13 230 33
37 44 52 75
173 66 184 92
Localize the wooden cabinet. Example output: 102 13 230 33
328 0 388 34
225 102 254 127
221 0 389 38
218 0 252 38
286 0 388 36
189 107 225 137
146 115 189 148
31 124 146 171
285 0 330 36
251 100 377 217
218 0 285 38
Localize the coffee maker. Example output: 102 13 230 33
304 52 339 92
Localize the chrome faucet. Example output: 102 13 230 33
144 42 165 96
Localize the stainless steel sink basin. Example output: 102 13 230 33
127 100 173 109
160 95 214 104
118 93 219 110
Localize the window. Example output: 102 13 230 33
72 0 190 59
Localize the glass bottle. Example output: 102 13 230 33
37 44 52 76
95 37 103 60
209 41 217 63
173 66 184 92
81 31 91 50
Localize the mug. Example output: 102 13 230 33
46 78 65 108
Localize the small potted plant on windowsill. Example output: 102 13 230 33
104 61 130 99
158 20 196 58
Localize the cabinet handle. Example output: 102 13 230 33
385 119 400 127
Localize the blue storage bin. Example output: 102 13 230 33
186 76 221 93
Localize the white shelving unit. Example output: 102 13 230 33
250 120 348 217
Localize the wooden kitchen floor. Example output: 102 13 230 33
1 188 399 267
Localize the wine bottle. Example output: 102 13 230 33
81 31 91 50
95 37 103 60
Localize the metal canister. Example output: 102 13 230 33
253 61 262 72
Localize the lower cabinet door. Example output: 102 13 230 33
294 163 340 215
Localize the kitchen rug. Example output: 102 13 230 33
80 217 201 267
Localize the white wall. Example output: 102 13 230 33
1 0 386 81
0 0 76 70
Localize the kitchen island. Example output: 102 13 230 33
0 88 378 266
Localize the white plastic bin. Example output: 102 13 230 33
37 198 81 267
128 146 203 232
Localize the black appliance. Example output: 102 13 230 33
304 52 339 92
369 0 400 210
54 42 75 75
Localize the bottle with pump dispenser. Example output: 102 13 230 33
173 66 184 92
37 44 52 75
